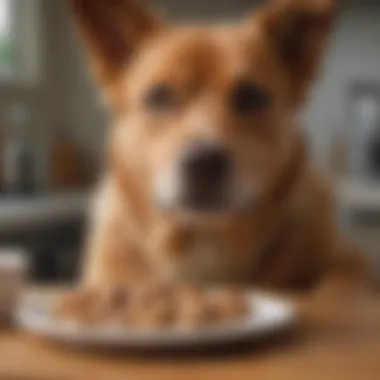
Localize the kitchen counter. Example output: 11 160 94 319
338 178 380 211
0 192 89 235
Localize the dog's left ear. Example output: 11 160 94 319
256 0 339 105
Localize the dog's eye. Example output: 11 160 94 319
232 81 270 114
145 84 176 112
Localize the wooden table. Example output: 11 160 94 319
1 289 380 380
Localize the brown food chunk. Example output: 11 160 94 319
125 278 177 328
176 285 218 328
54 285 131 325
54 288 105 325
211 287 249 321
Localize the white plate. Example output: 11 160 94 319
16 291 295 349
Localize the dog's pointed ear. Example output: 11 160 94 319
67 0 162 109
256 0 339 104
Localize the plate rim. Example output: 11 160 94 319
16 290 296 348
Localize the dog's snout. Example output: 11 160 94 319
179 140 231 211
182 141 229 185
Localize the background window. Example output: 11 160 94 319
0 0 12 76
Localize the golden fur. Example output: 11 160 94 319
68 0 369 296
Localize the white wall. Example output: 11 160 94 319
51 0 380 170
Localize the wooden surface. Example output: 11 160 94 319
1 289 380 380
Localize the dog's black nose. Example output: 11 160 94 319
183 141 229 184
181 141 230 209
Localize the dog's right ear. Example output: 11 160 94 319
67 0 162 109
255 0 338 105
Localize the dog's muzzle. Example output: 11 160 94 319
179 140 230 212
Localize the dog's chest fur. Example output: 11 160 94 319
154 224 265 285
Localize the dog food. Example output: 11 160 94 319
54 280 249 330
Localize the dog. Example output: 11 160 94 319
67 0 369 297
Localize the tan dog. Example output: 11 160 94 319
68 0 369 296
